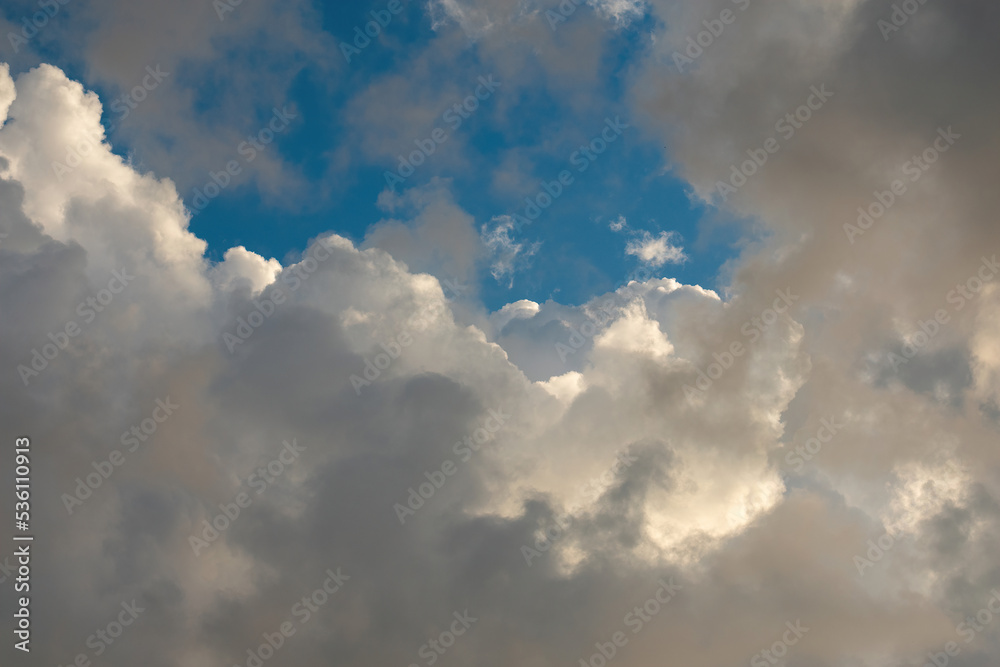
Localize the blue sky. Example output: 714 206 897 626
2 0 740 311
179 1 735 310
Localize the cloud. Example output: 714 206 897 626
428 0 646 38
3 1 1000 665
625 230 686 266
0 62 814 666
428 0 498 38
481 214 541 287
2 0 332 201
210 246 283 296
589 0 647 26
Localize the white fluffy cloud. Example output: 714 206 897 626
625 230 686 266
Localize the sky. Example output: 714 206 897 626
0 0 742 312
1 0 1000 666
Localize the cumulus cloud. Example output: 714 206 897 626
0 61 811 667
2 1 1000 666
625 230 686 266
